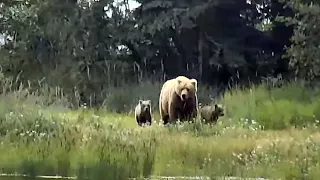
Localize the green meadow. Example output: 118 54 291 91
0 80 320 179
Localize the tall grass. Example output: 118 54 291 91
223 81 320 130
0 78 320 179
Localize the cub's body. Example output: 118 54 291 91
200 104 224 124
135 100 152 126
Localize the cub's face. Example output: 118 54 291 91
214 104 224 117
139 100 151 112
175 77 197 101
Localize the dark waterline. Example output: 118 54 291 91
0 177 71 180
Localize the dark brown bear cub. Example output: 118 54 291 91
135 100 152 127
200 104 224 124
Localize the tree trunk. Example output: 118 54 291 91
198 30 203 81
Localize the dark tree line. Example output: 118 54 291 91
0 0 319 106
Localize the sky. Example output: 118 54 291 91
127 0 141 10
105 0 140 17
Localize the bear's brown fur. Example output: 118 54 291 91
159 76 198 125
200 104 224 124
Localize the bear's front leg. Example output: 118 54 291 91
168 102 178 124
188 98 198 123
192 96 199 118
136 117 142 127
191 108 198 119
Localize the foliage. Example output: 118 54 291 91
0 0 303 107
278 0 320 80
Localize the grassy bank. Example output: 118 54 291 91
0 80 320 179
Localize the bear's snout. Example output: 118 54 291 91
180 89 189 100
144 106 149 111
181 94 186 100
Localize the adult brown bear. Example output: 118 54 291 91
159 76 198 125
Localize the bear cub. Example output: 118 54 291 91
200 104 224 124
135 100 152 127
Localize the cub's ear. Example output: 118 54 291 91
139 100 143 104
177 79 182 84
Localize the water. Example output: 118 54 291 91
0 178 56 180
0 176 71 180
0 175 269 180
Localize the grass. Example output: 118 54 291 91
0 79 320 179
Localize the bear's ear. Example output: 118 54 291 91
190 79 197 87
139 100 143 104
147 100 151 104
177 79 182 84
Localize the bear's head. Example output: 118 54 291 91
139 100 151 112
175 76 197 101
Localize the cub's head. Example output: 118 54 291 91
175 76 197 101
213 104 224 117
139 100 151 112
